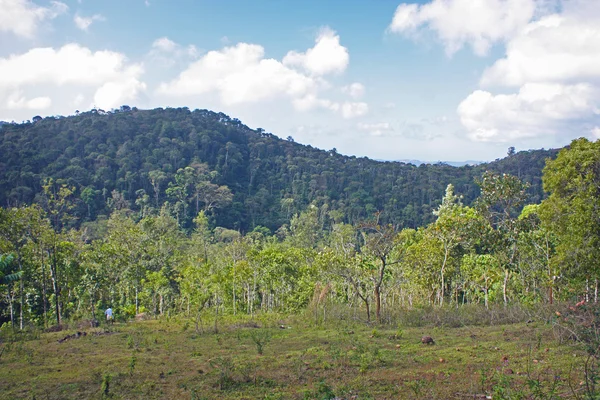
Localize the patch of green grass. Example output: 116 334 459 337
0 315 590 399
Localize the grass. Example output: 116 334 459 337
0 312 591 399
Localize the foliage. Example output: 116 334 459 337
0 107 555 232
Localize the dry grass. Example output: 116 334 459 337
0 314 590 399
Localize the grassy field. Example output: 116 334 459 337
0 312 592 399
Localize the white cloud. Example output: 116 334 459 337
458 2 600 142
480 14 600 87
73 94 84 107
93 77 147 110
388 0 538 56
458 83 599 141
0 0 68 38
0 44 143 88
6 91 51 110
0 43 146 117
292 95 339 113
150 37 200 59
341 82 365 99
341 102 369 119
152 37 178 52
158 29 368 119
158 43 318 106
282 27 349 75
591 126 600 139
358 122 393 136
74 13 104 31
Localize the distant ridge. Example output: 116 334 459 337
396 159 484 167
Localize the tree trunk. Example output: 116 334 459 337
364 298 371 323
440 245 449 307
17 252 24 330
49 257 62 325
374 285 381 323
503 269 509 306
6 286 15 329
42 255 48 328
484 286 489 309
232 263 236 316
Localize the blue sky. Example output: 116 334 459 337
1 0 599 161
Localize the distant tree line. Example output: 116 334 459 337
0 107 557 234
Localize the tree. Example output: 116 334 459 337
358 221 407 322
148 170 168 208
461 254 502 309
476 171 529 305
429 184 479 305
540 138 600 300
0 254 21 327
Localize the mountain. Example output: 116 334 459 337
0 107 559 232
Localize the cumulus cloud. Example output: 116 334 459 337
152 37 178 52
282 27 349 75
158 43 317 105
158 29 367 118
0 43 146 116
388 0 538 56
358 122 393 136
6 90 51 110
0 0 68 38
480 13 600 87
341 102 369 119
458 2 600 141
74 13 104 31
151 36 199 58
341 83 365 99
458 83 599 141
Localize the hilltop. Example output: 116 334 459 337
0 107 558 231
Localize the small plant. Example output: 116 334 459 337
101 373 111 398
248 329 272 355
129 355 136 376
209 356 236 390
237 360 258 384
315 379 336 400
406 379 429 398
126 334 134 349
394 328 404 339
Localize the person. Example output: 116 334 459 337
105 307 113 324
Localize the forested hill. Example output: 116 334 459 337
0 107 558 232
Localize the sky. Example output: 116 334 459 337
1 0 599 162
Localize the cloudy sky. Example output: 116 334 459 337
1 0 599 161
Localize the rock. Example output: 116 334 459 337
421 336 435 345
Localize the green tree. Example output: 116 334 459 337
540 138 600 300
476 171 529 305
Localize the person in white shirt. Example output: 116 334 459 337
105 307 113 324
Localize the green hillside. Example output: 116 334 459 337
0 107 557 232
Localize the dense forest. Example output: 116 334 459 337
1 106 597 332
0 107 557 232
